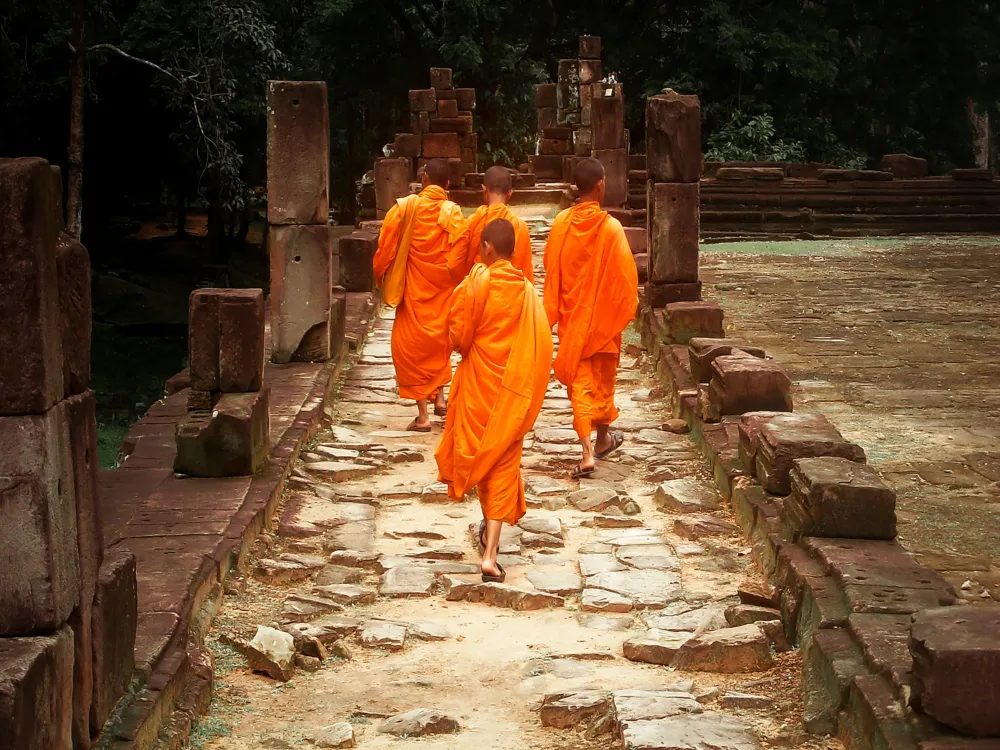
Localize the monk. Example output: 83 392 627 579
543 157 638 478
373 158 466 431
450 165 534 284
436 218 553 582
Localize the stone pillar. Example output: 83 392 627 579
339 231 378 293
0 157 132 750
175 288 270 477
267 81 334 363
645 90 703 307
591 82 626 207
375 157 410 219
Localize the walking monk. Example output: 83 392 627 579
450 165 534 284
543 157 638 478
373 159 466 431
436 219 553 582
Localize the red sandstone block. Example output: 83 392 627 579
429 67 452 90
187 389 215 411
755 414 864 495
592 85 624 150
90 548 137 735
437 98 459 118
645 281 702 308
785 457 896 540
329 291 347 361
543 126 573 140
455 88 476 111
338 231 378 293
187 290 221 392
0 157 64 415
535 83 557 109
530 155 565 181
557 58 580 86
375 157 411 217
688 337 766 383
411 111 430 134
55 233 92 396
634 253 648 283
911 607 1000 737
408 88 436 113
68 602 92 749
594 148 628 208
429 117 472 135
579 59 603 85
174 389 270 477
879 154 927 179
648 181 700 284
574 129 593 156
422 132 461 159
647 91 702 183
266 81 330 225
269 225 333 364
664 300 724 344
629 153 647 171
707 353 792 423
64 391 103 602
219 289 265 392
540 138 570 156
0 626 74 749
537 107 557 131
737 411 788 471
579 35 601 59
0 402 80 635
623 226 647 254
392 133 421 158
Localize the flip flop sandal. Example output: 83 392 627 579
481 562 506 584
570 463 595 479
406 420 432 433
595 430 625 460
434 405 448 417
477 520 487 550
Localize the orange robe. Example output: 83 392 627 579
543 201 638 441
435 260 553 525
373 185 466 400
450 203 534 284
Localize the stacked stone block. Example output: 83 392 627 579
645 90 703 307
267 81 337 364
174 289 271 478
381 67 477 208
0 157 137 749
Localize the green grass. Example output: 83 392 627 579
97 418 132 469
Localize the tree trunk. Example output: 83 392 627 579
67 0 86 239
969 99 990 169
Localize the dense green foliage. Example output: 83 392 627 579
3 0 1000 233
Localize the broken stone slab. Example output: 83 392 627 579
448 580 566 611
306 462 378 482
673 515 739 540
280 594 344 622
525 475 570 496
577 612 634 631
688 338 766 384
405 621 451 642
586 569 683 609
612 690 702 722
378 708 460 736
311 584 375 606
378 566 435 598
598 528 665 547
327 550 380 570
580 554 628 577
421 483 451 503
539 691 611 728
724 604 781 627
377 557 478 576
582 588 634 613
521 531 565 549
654 478 722 513
246 626 296 681
518 514 563 538
643 604 727 632
526 568 583 596
0 626 74 749
569 486 623 512
672 624 775 673
303 722 356 748
405 546 465 561
283 616 362 647
910 606 1000 736
623 631 692 665
756 414 866 495
358 621 407 650
174 389 270 476
784 457 896 540
615 546 681 571
584 514 645 529
533 427 579 444
720 693 773 710
619 712 761 750
255 556 325 584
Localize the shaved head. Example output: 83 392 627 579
483 165 513 194
481 218 516 259
423 158 451 188
574 157 606 195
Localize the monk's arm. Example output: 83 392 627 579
447 278 472 355
515 223 534 285
447 215 476 283
372 202 403 284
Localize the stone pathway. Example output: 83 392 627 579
198 216 837 750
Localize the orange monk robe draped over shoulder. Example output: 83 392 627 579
542 200 638 440
373 185 466 400
449 203 534 285
435 260 553 525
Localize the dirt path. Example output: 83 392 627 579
195 219 836 750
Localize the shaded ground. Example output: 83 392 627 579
703 236 1000 596
193 218 837 750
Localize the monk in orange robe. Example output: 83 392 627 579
450 165 534 284
436 218 553 581
373 159 466 431
543 157 638 478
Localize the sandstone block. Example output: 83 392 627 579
880 154 928 178
540 691 610 728
647 91 702 183
910 607 1000 737
174 389 270 477
673 624 775 673
737 411 788 471
756 415 865 495
188 289 221 391
592 85 624 150
392 133 421 158
624 227 647 255
624 632 691 665
537 107 557 131
580 59 603 85
648 182 700 284
375 157 411 217
579 35 601 58
0 157 64 414
664 301 724 344
429 67 452 90
68 603 92 749
785 457 895 540
90 549 136 735
266 81 329 224
952 168 993 181
436 98 459 119
408 88 436 113
0 626 74 749
55 233 92 396
689 338 766 384
646 281 702 308
219 289 266 393
269 224 333 364
64 391 103 601
422 132 461 159
329 289 347 360
455 88 476 110
540 137 570 156
379 708 459 737
530 155 565 180
535 83 557 109
338 231 378 292
187 388 214 412
594 148 628 207
0 403 80 636
707 352 792 419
